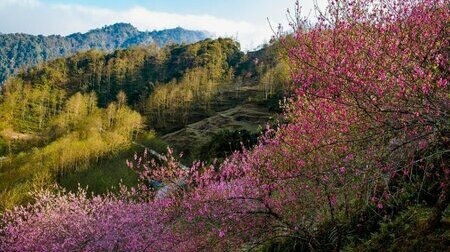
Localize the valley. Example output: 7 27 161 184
0 37 288 209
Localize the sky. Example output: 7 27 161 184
0 0 327 50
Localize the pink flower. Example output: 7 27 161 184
377 202 384 209
437 78 447 88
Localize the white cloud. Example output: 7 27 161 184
0 0 276 50
0 0 40 8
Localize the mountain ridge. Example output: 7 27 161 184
0 23 210 83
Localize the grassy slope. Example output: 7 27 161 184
162 103 274 162
58 132 168 194
59 102 274 194
55 57 279 191
59 82 275 194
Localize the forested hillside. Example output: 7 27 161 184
0 23 210 83
0 37 288 209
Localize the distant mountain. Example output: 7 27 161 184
0 23 210 83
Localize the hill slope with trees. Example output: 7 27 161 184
0 37 288 209
0 23 210 83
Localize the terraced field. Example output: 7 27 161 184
162 103 274 160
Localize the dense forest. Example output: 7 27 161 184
0 23 210 83
0 37 288 210
0 0 448 251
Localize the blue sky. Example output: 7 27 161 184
40 0 303 22
0 0 326 50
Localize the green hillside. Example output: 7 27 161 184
0 38 288 210
0 23 209 83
